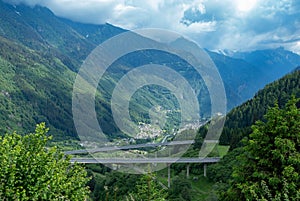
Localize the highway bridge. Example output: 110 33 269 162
65 140 195 155
67 140 220 187
71 157 220 187
71 157 220 188
65 139 219 155
70 157 220 164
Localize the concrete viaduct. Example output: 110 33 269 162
66 140 221 187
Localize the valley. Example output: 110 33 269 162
0 0 299 200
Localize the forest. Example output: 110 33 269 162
0 1 299 200
83 69 300 200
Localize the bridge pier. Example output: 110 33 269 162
203 163 207 177
167 164 171 188
186 164 190 179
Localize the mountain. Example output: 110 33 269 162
0 0 125 71
231 47 300 83
0 1 190 139
203 68 300 193
0 0 124 139
145 68 300 200
207 51 269 107
209 48 300 109
0 0 299 140
219 68 300 148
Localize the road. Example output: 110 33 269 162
70 157 221 164
65 140 195 155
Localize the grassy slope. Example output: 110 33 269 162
0 1 124 139
0 36 77 138
1 0 300 141
0 2 193 139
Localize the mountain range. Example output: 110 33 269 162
0 0 299 140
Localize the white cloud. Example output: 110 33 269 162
290 41 300 54
177 21 217 34
4 0 300 53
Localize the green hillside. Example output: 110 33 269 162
0 36 76 139
1 0 300 142
220 67 300 148
205 68 300 199
0 1 210 139
1 1 299 200
84 68 300 200
0 1 123 139
180 67 300 162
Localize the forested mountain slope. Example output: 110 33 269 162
0 0 299 140
0 0 123 139
205 68 300 200
220 67 300 148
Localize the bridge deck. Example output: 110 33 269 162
65 140 196 155
65 140 219 155
70 157 220 164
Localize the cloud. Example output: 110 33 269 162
185 0 300 53
3 0 300 53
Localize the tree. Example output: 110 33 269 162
221 97 300 200
168 176 192 201
0 123 90 200
128 172 168 201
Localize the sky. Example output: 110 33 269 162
5 0 300 54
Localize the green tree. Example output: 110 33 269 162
221 97 300 200
168 176 192 201
128 172 168 201
0 123 90 200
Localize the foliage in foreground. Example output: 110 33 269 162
0 123 90 200
221 97 300 200
127 173 168 201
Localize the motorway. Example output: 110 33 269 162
65 140 195 155
70 157 221 164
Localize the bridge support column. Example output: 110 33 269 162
203 164 207 177
186 164 190 179
168 164 171 188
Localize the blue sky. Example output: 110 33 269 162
5 0 300 54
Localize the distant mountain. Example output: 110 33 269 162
209 48 300 108
231 47 300 83
207 51 270 107
0 0 299 140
